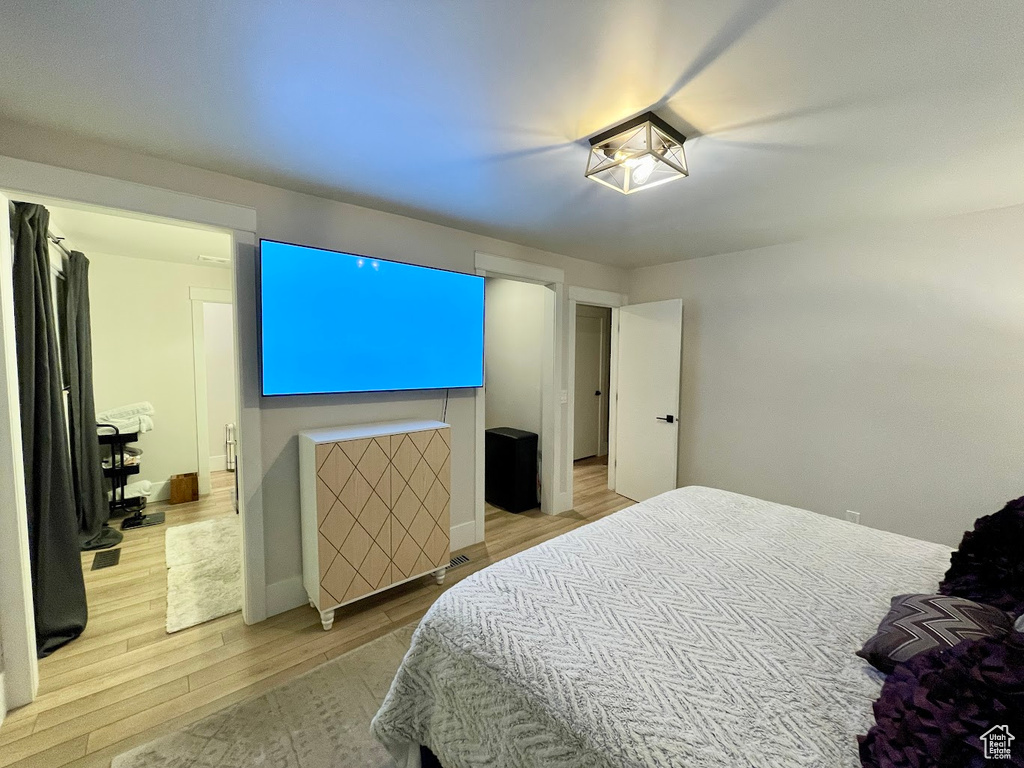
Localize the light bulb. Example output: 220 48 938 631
630 155 658 185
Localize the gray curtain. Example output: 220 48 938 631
11 202 88 657
63 250 122 551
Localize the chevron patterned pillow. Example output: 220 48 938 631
858 593 1012 673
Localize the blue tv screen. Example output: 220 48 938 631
259 240 484 396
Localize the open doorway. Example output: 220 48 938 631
573 302 612 496
1 194 242 686
573 304 612 462
566 289 683 507
192 288 238 497
482 277 548 517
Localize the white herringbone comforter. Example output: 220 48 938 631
371 486 952 767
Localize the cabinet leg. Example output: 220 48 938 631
320 609 335 631
433 567 446 586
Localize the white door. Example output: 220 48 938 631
0 192 40 713
613 299 683 501
191 289 235 495
574 315 603 460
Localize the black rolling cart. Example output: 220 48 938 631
97 424 164 530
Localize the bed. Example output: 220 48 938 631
371 486 952 768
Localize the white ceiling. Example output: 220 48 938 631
1 1 1023 267
42 203 232 267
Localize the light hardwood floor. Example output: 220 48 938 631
1 459 631 768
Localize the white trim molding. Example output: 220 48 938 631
567 286 628 307
475 251 564 285
265 576 308 618
190 287 233 497
608 309 621 491
474 252 570 526
189 286 232 303
449 520 478 552
566 289 628 500
231 231 267 625
0 190 38 712
0 156 257 233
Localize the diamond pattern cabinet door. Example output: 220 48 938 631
318 445 354 498
310 427 451 611
431 428 451 568
321 553 356 605
390 429 451 579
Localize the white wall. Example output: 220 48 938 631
484 278 547 440
0 612 5 724
0 117 630 605
203 301 236 470
87 250 232 497
629 204 1024 547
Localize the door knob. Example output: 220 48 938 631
656 415 676 423
595 390 602 396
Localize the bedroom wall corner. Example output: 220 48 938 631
627 204 1024 547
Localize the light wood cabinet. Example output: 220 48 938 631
299 420 451 630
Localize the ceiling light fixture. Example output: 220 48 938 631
585 111 688 194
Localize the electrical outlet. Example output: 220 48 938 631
844 510 861 524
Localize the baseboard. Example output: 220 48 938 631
148 480 169 502
209 455 227 472
450 520 479 551
265 576 307 618
548 491 573 515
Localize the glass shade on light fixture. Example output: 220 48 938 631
585 111 688 194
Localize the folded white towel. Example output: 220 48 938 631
98 402 155 421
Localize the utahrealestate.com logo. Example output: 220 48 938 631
981 725 1015 761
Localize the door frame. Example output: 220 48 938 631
0 156 265 712
474 252 567 537
0 190 38 712
566 287 628 498
190 287 234 496
572 308 611 461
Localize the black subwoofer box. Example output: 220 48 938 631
484 427 539 513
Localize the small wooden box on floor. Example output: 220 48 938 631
299 420 452 630
169 471 200 504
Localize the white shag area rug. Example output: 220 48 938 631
165 516 242 633
112 623 414 768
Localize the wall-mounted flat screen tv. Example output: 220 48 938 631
259 240 484 396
